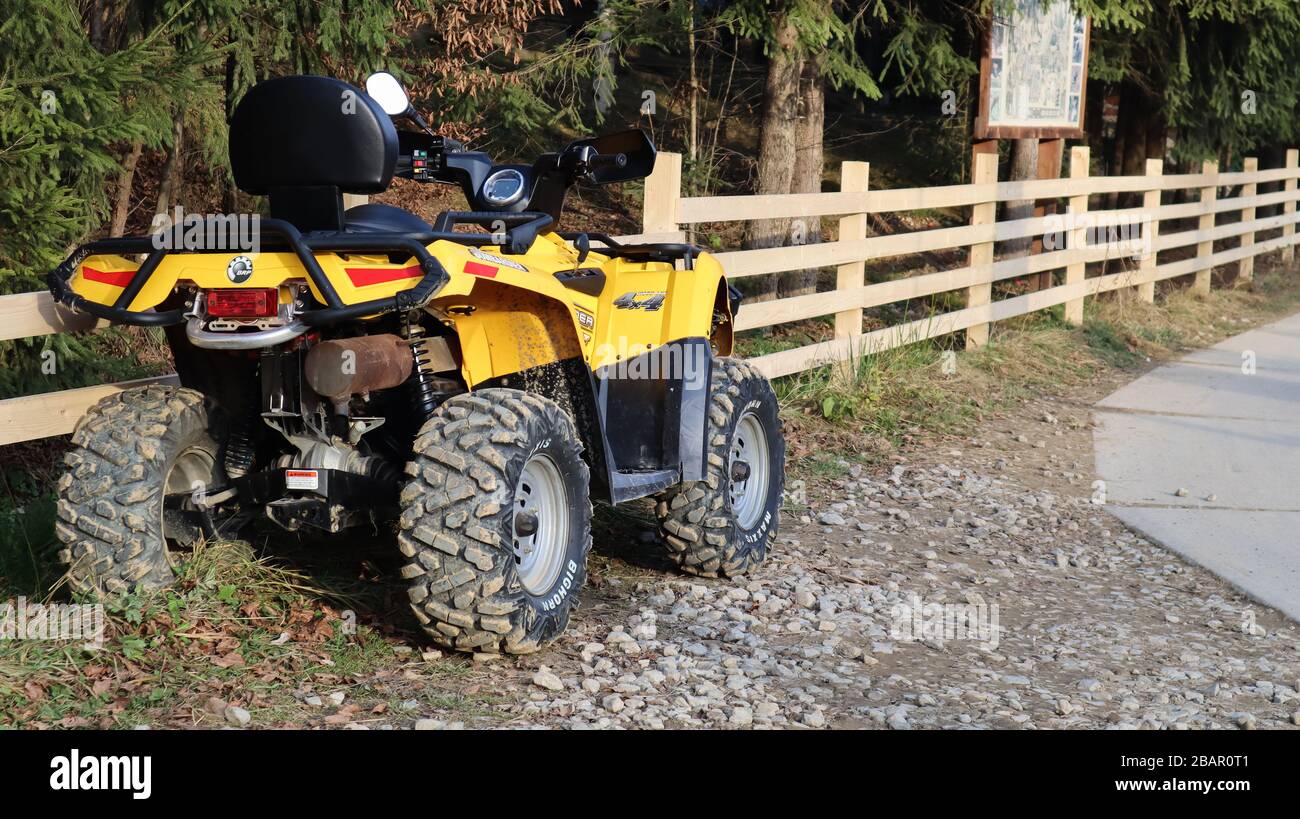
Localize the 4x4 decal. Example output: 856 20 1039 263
613 290 666 311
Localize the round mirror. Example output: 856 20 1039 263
365 71 410 116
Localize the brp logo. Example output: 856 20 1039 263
227 255 254 283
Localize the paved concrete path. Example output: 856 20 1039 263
1093 310 1300 621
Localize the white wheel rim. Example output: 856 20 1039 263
166 447 217 496
729 411 770 530
161 446 218 562
512 454 569 596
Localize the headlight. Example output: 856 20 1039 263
482 169 526 206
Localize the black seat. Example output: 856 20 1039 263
229 75 399 232
344 203 433 234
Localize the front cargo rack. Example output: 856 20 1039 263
557 232 706 269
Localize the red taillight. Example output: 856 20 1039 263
206 288 279 318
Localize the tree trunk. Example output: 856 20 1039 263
110 140 143 236
741 12 800 302
781 55 825 299
1003 138 1038 257
687 0 698 166
1085 78 1105 157
222 52 241 212
89 0 107 51
1118 80 1155 207
155 118 185 218
1106 90 1127 211
1144 110 1166 162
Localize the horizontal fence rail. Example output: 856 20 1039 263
2 147 1299 445
642 147 1300 380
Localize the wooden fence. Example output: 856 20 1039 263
643 147 1300 379
2 146 1298 446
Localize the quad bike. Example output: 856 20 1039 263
47 72 785 654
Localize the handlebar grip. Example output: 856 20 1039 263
588 152 628 170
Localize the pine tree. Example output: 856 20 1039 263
0 0 212 291
1086 0 1300 166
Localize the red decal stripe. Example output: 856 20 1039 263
81 266 135 287
464 260 498 278
344 264 422 287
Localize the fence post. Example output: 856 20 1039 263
1238 156 1258 283
1063 146 1089 326
834 161 870 339
1136 158 1162 302
965 151 998 349
1194 160 1218 295
1285 149 1298 263
642 151 682 236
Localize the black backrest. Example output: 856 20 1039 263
229 75 399 231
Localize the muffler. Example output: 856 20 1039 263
304 334 414 405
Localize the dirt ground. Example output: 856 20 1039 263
479 362 1300 730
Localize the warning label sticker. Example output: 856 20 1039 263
285 469 319 490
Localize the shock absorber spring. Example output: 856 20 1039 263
224 420 256 479
403 313 441 420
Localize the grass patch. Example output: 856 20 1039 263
734 317 833 358
0 539 482 728
0 467 60 599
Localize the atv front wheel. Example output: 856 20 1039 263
656 357 784 577
56 385 225 596
399 389 592 654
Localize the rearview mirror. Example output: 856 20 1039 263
571 130 656 185
365 71 411 117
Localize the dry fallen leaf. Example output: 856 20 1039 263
212 652 245 669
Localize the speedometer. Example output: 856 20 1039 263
482 169 526 206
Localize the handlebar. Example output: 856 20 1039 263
393 128 652 219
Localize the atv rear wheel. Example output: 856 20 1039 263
655 357 784 577
55 385 225 597
399 389 592 654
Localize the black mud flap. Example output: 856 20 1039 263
593 337 712 504
477 339 712 505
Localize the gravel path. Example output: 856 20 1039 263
467 384 1300 730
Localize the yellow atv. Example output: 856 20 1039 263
47 72 784 654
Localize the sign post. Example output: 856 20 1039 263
973 1 1091 290
975 2 1090 141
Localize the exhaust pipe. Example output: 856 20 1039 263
304 334 414 405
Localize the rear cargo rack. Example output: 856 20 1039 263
48 212 555 328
